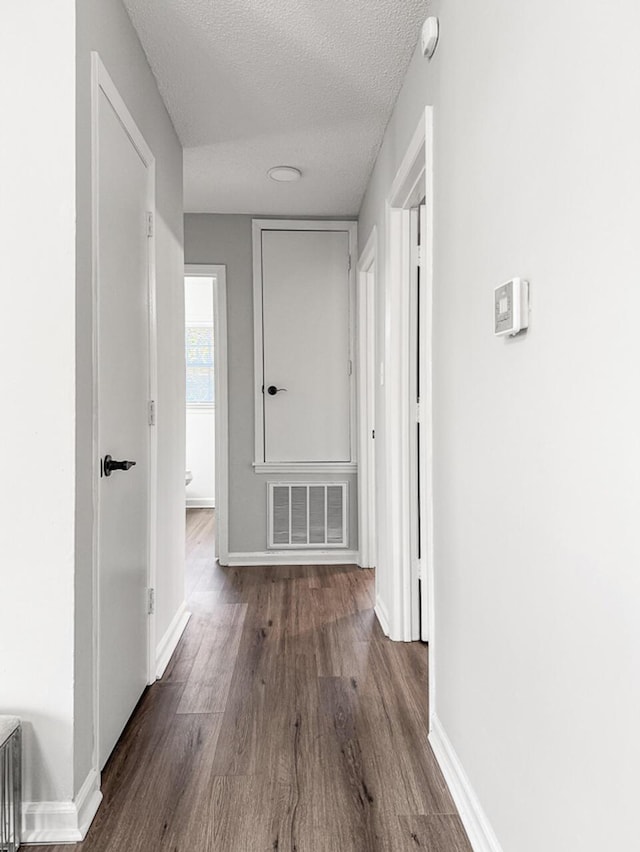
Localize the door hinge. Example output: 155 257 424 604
348 359 353 376
372 429 375 439
416 401 421 423
348 254 352 272
146 211 154 238
148 400 156 426
147 587 155 615
417 244 423 264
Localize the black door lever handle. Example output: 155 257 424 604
267 385 288 395
103 454 137 477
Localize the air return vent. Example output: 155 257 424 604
268 482 348 549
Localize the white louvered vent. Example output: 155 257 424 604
268 482 348 549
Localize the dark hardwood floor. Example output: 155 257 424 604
32 510 471 851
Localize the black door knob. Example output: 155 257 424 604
103 454 137 477
267 385 288 395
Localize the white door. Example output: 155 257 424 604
96 82 152 767
357 252 377 570
260 229 351 463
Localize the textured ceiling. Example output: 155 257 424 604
122 0 429 215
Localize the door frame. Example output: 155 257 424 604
383 108 434 656
251 219 358 472
357 227 378 569
184 265 229 565
90 52 158 775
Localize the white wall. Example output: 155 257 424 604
75 0 185 798
359 2 640 850
186 411 215 505
184 214 358 553
0 0 184 820
0 2 77 805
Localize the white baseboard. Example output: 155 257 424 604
374 596 391 636
224 549 360 567
428 716 503 852
156 602 191 679
186 498 215 508
22 767 102 845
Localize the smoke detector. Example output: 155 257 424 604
268 166 302 182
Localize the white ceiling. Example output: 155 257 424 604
122 0 429 215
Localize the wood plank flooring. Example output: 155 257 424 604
31 510 471 851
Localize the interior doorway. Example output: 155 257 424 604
184 265 228 563
377 107 433 648
184 274 216 509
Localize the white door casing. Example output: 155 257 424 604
379 108 433 649
252 220 357 471
91 53 157 771
417 202 431 645
409 202 430 643
408 205 421 640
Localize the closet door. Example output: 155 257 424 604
95 69 152 768
259 228 352 463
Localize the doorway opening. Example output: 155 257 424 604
374 108 433 668
185 274 216 510
184 265 228 564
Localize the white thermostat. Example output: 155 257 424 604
494 278 529 336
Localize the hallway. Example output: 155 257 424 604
31 510 471 851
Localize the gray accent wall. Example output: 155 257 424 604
184 214 358 555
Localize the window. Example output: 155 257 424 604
185 275 215 406
186 324 214 405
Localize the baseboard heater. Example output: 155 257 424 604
0 717 21 851
268 482 348 549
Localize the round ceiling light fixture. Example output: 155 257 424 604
268 166 302 182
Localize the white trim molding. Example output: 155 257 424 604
22 769 102 845
186 497 216 508
224 550 360 567
374 596 391 637
379 107 434 643
251 218 358 467
155 601 191 679
253 462 357 475
429 716 504 852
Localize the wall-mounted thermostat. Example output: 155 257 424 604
494 278 529 336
